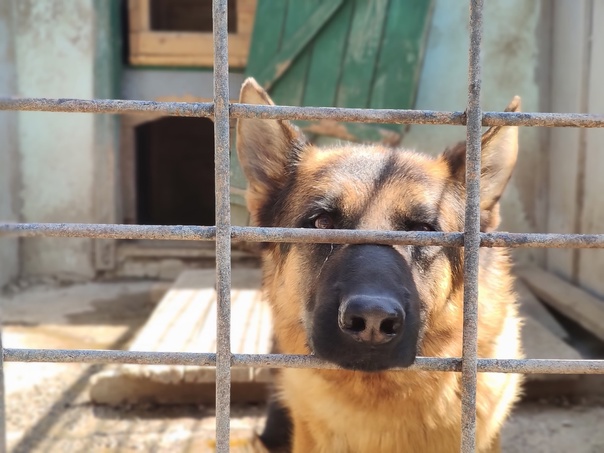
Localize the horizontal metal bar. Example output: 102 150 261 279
0 223 216 240
233 104 604 128
2 223 604 249
482 111 604 128
231 103 466 125
4 349 604 375
1 97 604 128
5 349 216 366
0 97 214 117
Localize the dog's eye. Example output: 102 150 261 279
408 222 435 232
314 213 335 229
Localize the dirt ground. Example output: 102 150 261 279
3 281 604 452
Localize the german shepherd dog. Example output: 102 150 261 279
236 78 523 453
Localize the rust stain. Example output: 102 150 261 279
303 120 358 142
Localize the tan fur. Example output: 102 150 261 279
237 78 523 453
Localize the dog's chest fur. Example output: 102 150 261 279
279 365 519 453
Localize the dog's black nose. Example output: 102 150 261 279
338 296 404 345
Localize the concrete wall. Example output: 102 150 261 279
401 0 549 264
12 0 119 279
0 1 20 287
3 0 552 280
546 0 604 299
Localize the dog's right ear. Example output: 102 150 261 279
236 78 307 221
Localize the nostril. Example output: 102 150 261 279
339 296 405 344
379 318 401 336
349 316 366 333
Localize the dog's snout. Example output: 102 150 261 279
338 296 405 345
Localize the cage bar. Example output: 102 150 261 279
3 348 604 374
0 0 602 450
212 0 232 451
3 223 604 249
460 0 484 451
0 315 5 452
2 97 604 128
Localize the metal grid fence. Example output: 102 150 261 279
1 0 604 452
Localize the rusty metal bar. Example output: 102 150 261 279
3 223 604 249
461 0 483 451
0 97 214 117
0 223 216 240
5 349 604 375
2 97 604 128
0 3 602 453
0 321 5 453
213 0 231 450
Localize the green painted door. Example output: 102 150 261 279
230 0 434 219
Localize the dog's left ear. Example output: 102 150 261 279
440 96 520 231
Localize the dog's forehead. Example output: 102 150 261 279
297 144 445 190
291 144 452 222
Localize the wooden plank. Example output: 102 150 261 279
129 52 247 68
546 1 591 279
236 0 257 37
129 30 251 67
514 279 568 341
270 0 323 106
130 31 250 58
335 0 389 108
577 1 604 299
128 0 256 68
244 0 288 79
253 0 344 90
302 0 353 107
128 0 149 32
521 316 581 391
89 269 272 405
369 0 434 110
522 316 579 362
517 265 604 342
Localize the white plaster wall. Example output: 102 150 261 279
402 0 546 256
13 1 97 278
0 1 20 287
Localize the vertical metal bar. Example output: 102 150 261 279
213 0 232 451
0 326 6 453
461 0 483 452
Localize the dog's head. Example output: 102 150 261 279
236 78 519 372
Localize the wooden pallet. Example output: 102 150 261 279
90 268 272 405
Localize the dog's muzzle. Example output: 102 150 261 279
310 244 421 371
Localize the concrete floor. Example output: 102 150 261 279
2 281 604 452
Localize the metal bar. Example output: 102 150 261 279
461 0 483 451
4 348 604 375
213 0 231 450
0 317 6 453
3 223 604 249
0 223 216 240
2 97 604 128
232 104 604 128
0 97 214 117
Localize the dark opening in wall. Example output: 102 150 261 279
135 116 216 226
149 0 238 33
